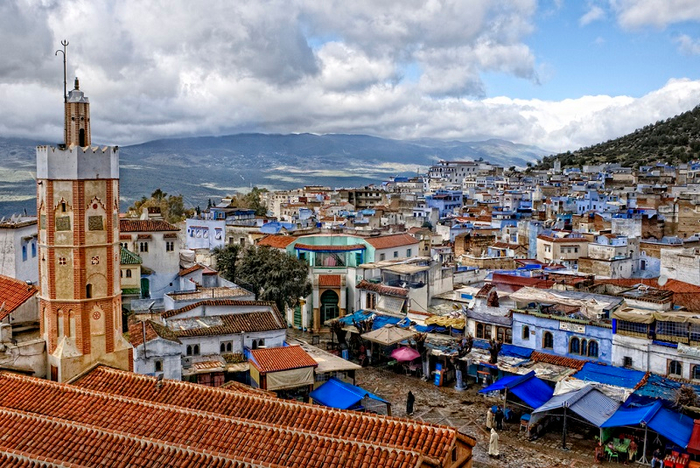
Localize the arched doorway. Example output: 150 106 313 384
320 290 340 324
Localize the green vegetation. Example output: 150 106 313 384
127 188 193 223
214 244 311 312
536 105 700 170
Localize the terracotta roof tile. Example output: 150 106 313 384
0 372 431 468
364 233 419 250
119 219 179 232
319 274 341 287
257 235 297 248
530 351 586 370
178 264 204 276
0 275 37 320
70 366 469 464
128 320 181 347
168 311 287 337
249 346 318 373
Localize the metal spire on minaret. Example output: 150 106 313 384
55 40 69 104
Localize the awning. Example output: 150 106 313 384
602 401 694 448
361 325 416 346
688 420 700 455
310 377 389 410
479 371 554 409
533 385 620 427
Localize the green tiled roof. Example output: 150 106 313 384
121 288 141 296
121 247 142 265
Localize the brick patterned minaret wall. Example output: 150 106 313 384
36 78 131 382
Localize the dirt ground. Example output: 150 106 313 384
293 330 603 468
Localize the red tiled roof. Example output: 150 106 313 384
356 280 409 297
71 365 470 464
178 264 204 277
119 234 131 240
119 219 179 232
257 235 297 248
530 351 586 370
249 346 318 373
0 372 429 468
162 299 281 319
128 320 181 347
595 278 700 294
365 233 419 250
319 274 341 287
0 275 37 320
169 311 287 337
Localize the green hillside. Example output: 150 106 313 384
537 105 700 169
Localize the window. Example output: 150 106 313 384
407 248 412 257
393 251 399 258
623 356 633 368
570 337 580 354
522 326 530 340
154 360 163 373
581 339 587 356
120 242 128 250
166 241 174 252
588 340 598 358
617 320 649 337
476 323 484 339
186 345 193 356
139 242 148 253
693 365 700 381
543 331 554 349
126 270 132 278
120 270 123 278
367 293 377 310
22 245 27 261
669 360 682 377
193 344 200 355
656 321 688 342
31 243 36 258
379 253 386 261
85 284 92 299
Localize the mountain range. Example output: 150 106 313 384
0 133 547 217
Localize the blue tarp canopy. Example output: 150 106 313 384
479 371 554 409
572 362 646 389
602 401 694 448
310 377 389 410
337 310 403 330
630 373 700 406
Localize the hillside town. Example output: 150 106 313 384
3 67 700 468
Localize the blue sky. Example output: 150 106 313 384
0 0 699 152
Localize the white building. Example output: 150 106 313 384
0 216 38 284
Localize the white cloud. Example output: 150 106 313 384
0 0 700 157
676 34 700 55
610 0 700 29
580 5 606 26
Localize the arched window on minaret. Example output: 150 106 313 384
79 129 85 147
57 309 64 338
86 284 93 299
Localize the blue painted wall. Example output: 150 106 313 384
512 312 612 364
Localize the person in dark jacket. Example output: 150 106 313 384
406 391 415 416
495 406 504 430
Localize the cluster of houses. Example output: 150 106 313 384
6 156 700 453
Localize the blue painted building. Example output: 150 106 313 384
425 190 463 218
512 310 613 364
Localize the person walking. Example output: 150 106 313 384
489 428 500 458
495 405 504 430
406 391 415 416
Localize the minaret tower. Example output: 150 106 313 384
36 42 132 382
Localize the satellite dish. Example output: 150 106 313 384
658 275 668 287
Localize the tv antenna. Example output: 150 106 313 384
55 40 69 103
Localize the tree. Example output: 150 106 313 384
128 188 193 223
213 244 241 283
235 245 312 312
244 187 269 216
